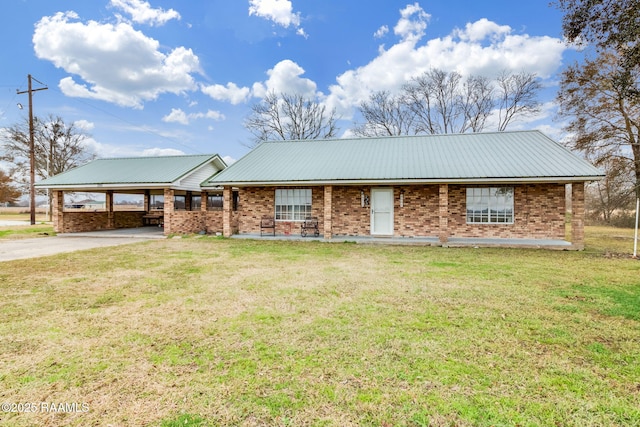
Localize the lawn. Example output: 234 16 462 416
0 228 639 426
0 225 55 240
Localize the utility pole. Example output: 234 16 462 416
17 74 48 225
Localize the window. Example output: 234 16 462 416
233 191 239 212
150 194 164 210
275 189 312 221
466 187 514 224
207 194 223 210
191 195 201 211
174 195 186 211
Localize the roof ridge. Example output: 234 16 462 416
261 130 542 144
94 153 217 161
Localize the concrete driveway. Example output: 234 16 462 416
0 227 165 262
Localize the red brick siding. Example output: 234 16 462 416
114 212 146 228
331 186 369 236
447 184 566 239
394 186 440 237
236 187 324 235
234 184 567 240
163 210 224 235
58 212 110 233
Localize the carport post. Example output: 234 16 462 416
164 188 174 235
222 186 233 237
106 191 114 229
571 182 585 250
439 184 449 244
323 185 333 240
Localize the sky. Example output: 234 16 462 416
0 0 579 165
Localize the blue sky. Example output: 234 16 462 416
0 0 576 164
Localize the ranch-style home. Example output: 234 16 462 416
37 130 603 249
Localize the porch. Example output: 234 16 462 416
230 233 574 249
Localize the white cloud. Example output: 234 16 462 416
325 4 568 119
33 11 201 108
201 82 251 105
162 108 225 125
251 59 317 99
394 3 430 42
74 119 95 131
162 108 189 125
222 155 236 165
453 18 510 42
109 0 180 26
141 147 185 156
374 25 389 39
248 0 305 36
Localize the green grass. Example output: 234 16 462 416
0 227 639 426
0 224 55 239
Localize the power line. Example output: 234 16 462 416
68 94 205 154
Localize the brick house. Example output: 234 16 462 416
37 131 602 249
202 131 603 249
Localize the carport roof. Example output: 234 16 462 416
36 154 224 190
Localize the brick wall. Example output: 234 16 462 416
233 183 568 241
55 211 147 233
331 186 369 236
236 187 324 235
394 186 440 237
163 210 224 235
58 212 110 233
205 210 224 234
447 184 566 239
114 212 146 229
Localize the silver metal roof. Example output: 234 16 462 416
204 131 603 186
36 154 225 190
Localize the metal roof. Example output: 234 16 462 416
204 131 603 186
36 154 224 189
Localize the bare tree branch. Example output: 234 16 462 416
244 92 339 145
1 114 96 195
496 71 542 131
353 91 416 137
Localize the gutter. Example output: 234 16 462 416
202 175 605 188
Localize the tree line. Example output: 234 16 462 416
244 69 541 144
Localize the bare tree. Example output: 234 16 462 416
496 71 542 131
245 92 339 144
460 75 495 133
356 69 540 136
557 50 640 197
1 114 95 200
353 91 415 137
586 156 635 223
404 69 466 134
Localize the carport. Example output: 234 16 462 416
36 154 227 236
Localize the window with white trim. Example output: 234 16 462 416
275 189 312 221
466 187 514 224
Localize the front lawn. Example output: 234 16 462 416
0 228 638 426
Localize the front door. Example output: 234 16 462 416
371 188 394 236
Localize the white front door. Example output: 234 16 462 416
371 188 394 236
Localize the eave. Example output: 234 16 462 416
202 175 605 188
